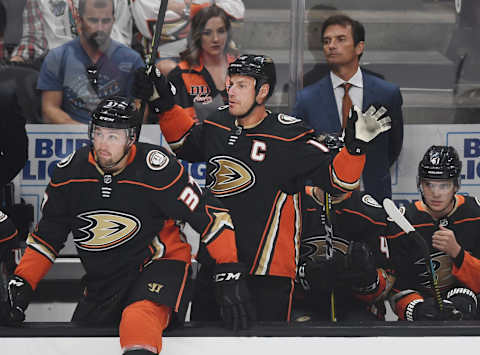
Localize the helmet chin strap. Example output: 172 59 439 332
419 184 456 218
92 135 135 173
235 80 265 120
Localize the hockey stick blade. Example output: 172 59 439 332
383 198 414 234
383 199 430 254
383 198 443 311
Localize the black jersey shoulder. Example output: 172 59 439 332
124 142 185 190
246 112 315 142
49 145 92 184
204 107 236 131
336 191 387 236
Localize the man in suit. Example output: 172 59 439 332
293 14 403 201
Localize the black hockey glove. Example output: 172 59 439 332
406 297 461 321
132 66 175 114
214 262 256 331
344 105 391 155
343 241 379 294
297 255 344 294
446 287 478 320
0 275 33 325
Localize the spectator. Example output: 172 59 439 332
38 0 133 49
130 0 244 76
149 4 237 123
0 0 48 123
292 14 404 202
386 145 479 321
0 0 47 64
37 0 144 124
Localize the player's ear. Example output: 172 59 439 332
256 83 270 104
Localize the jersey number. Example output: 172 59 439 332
179 176 200 211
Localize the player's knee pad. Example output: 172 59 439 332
120 300 170 354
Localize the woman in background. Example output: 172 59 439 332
158 4 238 122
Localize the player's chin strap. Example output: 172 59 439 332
419 184 457 218
91 136 135 173
235 79 266 119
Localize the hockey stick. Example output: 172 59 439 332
382 198 444 311
323 191 337 322
137 0 169 119
453 53 467 96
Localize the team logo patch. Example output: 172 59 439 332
207 156 255 197
146 150 169 170
104 174 112 184
301 236 349 261
277 113 302 125
0 210 7 223
76 210 141 251
475 197 480 207
57 152 75 168
361 194 382 208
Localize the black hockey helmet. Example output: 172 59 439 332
89 96 141 142
418 145 462 186
228 54 276 98
316 132 345 154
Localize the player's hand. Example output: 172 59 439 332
407 297 461 321
446 287 478 320
132 66 176 114
214 262 256 331
132 67 153 101
344 105 391 155
432 226 461 258
343 241 379 293
297 255 343 293
0 275 33 325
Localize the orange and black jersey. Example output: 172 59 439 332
14 143 238 293
301 189 391 311
160 107 365 279
386 195 480 319
161 56 235 122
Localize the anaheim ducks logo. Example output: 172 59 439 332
207 156 255 197
301 235 350 261
75 210 141 251
415 252 454 293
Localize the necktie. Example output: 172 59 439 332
341 83 352 130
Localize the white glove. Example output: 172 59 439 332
353 105 391 142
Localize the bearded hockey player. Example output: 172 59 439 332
387 145 480 321
133 53 392 321
296 134 394 321
0 96 254 355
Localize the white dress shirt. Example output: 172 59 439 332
330 68 364 126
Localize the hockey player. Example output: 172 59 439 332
387 145 480 321
296 134 393 321
0 96 254 355
133 54 392 321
